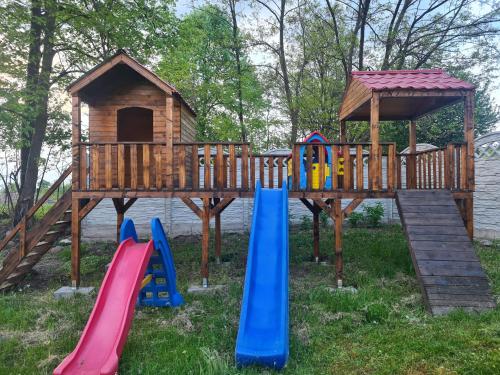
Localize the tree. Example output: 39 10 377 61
0 0 176 224
157 4 266 142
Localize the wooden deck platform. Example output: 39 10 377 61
396 190 495 315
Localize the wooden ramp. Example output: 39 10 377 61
396 190 495 315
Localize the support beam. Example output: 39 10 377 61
408 120 417 189
465 195 474 239
464 92 475 190
213 198 222 264
370 93 380 190
71 198 81 288
313 202 320 262
112 198 137 243
71 95 81 191
342 198 364 219
113 198 125 244
181 197 203 219
201 197 211 287
333 199 343 287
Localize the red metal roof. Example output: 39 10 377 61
351 69 474 91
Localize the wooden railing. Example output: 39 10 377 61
401 143 469 191
74 141 470 193
0 167 72 256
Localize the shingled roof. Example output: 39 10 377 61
339 69 474 121
351 69 475 91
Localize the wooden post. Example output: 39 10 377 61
113 198 125 244
370 93 380 190
464 92 475 190
408 120 417 189
333 199 343 287
313 202 320 262
71 198 81 288
165 96 174 189
340 120 347 143
72 95 81 191
465 195 474 239
214 198 222 264
201 197 210 287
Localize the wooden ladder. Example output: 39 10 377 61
0 168 77 291
396 190 496 315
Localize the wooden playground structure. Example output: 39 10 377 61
0 52 494 314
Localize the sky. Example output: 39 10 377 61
175 0 500 131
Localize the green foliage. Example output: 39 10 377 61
348 211 364 227
363 203 385 227
300 215 312 230
156 5 267 143
347 203 385 227
319 210 329 228
0 229 499 374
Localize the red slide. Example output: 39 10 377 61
54 238 153 375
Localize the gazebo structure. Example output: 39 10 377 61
339 69 475 234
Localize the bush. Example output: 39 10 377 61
363 203 384 227
347 202 385 228
300 215 312 230
348 211 364 227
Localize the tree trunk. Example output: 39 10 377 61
20 0 43 191
13 3 56 225
228 0 247 142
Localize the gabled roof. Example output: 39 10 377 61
67 49 195 115
351 69 474 91
339 69 474 121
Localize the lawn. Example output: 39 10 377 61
0 225 498 375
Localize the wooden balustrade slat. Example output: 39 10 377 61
396 155 402 189
250 151 256 190
259 156 265 186
130 144 138 190
343 145 351 191
306 145 313 190
448 144 455 190
438 149 443 188
80 145 87 190
216 144 224 189
318 145 325 190
204 144 211 190
331 145 338 190
278 157 283 188
443 147 450 189
427 151 432 189
242 145 249 190
154 145 162 189
356 145 363 191
178 145 186 189
118 144 125 189
230 145 237 189
455 146 461 190
293 145 301 190
268 156 274 188
105 144 112 189
191 145 199 190
91 145 100 190
417 154 422 189
422 153 427 189
432 151 437 189
460 144 467 190
388 144 395 191
143 144 150 189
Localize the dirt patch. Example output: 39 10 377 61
156 300 205 335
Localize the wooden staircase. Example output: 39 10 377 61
0 169 73 291
396 190 496 315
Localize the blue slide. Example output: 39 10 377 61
235 181 289 369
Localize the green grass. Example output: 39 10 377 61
0 225 498 375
